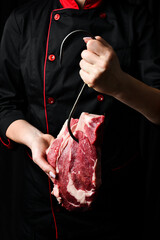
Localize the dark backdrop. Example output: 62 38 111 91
0 0 160 239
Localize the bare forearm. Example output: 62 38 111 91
6 119 56 179
80 37 160 125
6 119 43 149
114 72 160 125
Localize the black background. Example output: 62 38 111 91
0 0 160 239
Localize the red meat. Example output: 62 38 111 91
47 112 105 211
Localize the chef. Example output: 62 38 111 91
0 0 160 239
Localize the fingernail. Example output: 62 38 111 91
49 171 56 179
83 37 92 43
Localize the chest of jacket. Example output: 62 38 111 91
19 1 133 132
17 0 139 169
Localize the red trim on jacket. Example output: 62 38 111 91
43 9 65 240
0 137 13 149
59 0 103 9
43 11 53 134
112 152 139 171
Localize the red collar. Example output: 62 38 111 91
59 0 103 9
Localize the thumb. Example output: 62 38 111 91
83 36 93 44
33 155 56 182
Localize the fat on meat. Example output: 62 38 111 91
47 112 105 211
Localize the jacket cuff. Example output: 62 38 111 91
0 112 25 149
0 137 14 149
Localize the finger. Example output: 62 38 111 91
83 37 92 44
47 171 56 183
86 37 111 57
79 69 94 88
48 171 56 179
83 36 111 47
80 59 95 74
33 155 56 181
81 49 100 65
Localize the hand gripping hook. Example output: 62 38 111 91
59 30 95 143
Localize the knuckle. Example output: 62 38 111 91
108 50 115 61
108 48 115 60
95 35 102 40
101 50 115 68
89 75 97 86
79 69 83 78
79 59 83 68
81 49 88 59
93 67 100 77
104 47 112 58
87 39 96 49
43 166 50 173
80 59 85 69
100 60 108 70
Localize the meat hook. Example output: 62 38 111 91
59 29 95 143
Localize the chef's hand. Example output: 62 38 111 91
80 36 123 96
6 119 56 182
30 132 56 182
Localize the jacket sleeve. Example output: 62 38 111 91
134 3 160 89
0 10 26 147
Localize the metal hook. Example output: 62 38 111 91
59 29 95 143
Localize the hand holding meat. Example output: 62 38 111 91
30 133 56 182
80 36 123 96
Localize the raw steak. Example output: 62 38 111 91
47 112 105 211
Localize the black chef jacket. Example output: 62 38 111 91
0 0 160 239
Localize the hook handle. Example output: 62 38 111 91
59 29 95 65
59 30 95 142
67 82 86 142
